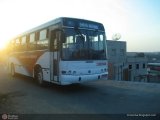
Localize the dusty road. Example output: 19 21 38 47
0 64 160 119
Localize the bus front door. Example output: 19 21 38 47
50 30 60 83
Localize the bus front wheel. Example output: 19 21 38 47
35 66 44 86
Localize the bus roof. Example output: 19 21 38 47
15 17 105 38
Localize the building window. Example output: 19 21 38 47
129 65 132 69
143 63 146 69
136 64 139 69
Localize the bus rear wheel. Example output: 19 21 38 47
35 66 45 86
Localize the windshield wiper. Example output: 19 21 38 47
74 27 85 40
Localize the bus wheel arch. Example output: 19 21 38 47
34 65 44 86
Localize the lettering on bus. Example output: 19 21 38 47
79 23 99 29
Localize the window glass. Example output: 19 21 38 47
100 34 104 41
62 28 106 60
99 34 104 50
63 36 73 48
30 33 35 42
143 63 146 69
29 33 36 50
10 40 15 51
21 36 27 50
136 64 139 69
40 29 47 40
15 38 20 44
37 29 48 50
15 38 21 51
129 65 132 69
21 36 26 44
37 40 48 50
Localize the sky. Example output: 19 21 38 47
0 0 160 52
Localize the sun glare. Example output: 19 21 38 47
0 38 9 50
0 0 129 51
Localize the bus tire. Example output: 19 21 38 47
11 64 16 77
35 66 44 86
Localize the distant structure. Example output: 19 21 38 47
147 63 160 76
125 52 148 82
107 40 148 82
107 40 127 80
145 52 160 63
147 63 160 82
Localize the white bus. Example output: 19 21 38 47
7 17 108 85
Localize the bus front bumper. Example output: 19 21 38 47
59 73 108 85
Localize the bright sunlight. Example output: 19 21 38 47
0 0 128 50
0 34 10 50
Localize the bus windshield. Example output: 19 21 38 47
62 28 106 60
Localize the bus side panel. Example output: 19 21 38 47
8 55 31 76
8 50 48 77
36 52 50 82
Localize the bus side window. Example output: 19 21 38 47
37 29 49 50
50 30 59 51
9 40 15 52
29 33 36 50
15 38 21 52
21 36 27 51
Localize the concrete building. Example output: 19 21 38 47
107 40 127 80
107 40 148 82
125 52 148 82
